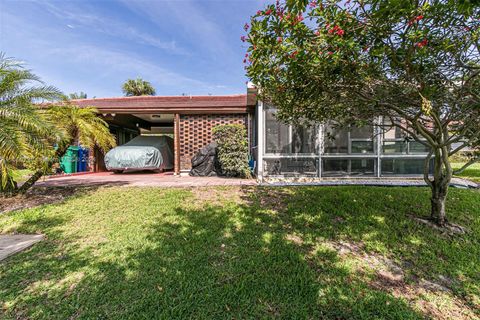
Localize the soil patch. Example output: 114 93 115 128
1 187 85 214
322 240 477 320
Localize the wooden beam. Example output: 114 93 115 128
101 114 151 131
93 107 252 114
174 113 181 175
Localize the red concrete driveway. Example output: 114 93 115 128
35 172 257 188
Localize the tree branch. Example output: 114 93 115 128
453 157 480 175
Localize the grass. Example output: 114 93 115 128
452 162 480 183
0 186 479 319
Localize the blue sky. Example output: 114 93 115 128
0 0 268 97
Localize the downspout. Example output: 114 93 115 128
257 101 264 182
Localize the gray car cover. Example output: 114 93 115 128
105 135 174 171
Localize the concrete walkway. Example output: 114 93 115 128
262 177 478 189
35 172 257 188
0 234 44 261
33 172 477 189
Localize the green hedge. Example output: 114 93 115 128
212 124 251 178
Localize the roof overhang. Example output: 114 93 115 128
71 93 256 115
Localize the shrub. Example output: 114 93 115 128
212 124 251 178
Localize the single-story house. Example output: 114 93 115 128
74 85 431 181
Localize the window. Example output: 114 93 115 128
264 158 318 176
383 140 407 154
350 126 374 154
381 158 428 175
322 159 348 176
350 158 376 175
324 123 374 154
265 108 289 154
292 125 318 154
322 158 376 177
323 124 349 154
260 105 432 178
381 119 429 154
409 141 430 154
265 107 318 154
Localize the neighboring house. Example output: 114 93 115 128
74 85 432 181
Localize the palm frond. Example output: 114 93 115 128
47 104 116 152
121 78 155 96
0 122 24 160
0 158 15 190
0 52 62 191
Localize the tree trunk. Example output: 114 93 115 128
425 146 452 227
17 144 70 194
430 180 448 226
17 170 44 194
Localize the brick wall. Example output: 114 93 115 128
179 114 247 170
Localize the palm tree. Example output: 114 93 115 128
122 78 156 96
0 53 62 193
68 91 87 99
18 104 116 193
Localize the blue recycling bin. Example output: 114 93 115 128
77 147 89 172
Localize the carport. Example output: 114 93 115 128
73 94 256 175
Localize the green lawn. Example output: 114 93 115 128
0 186 479 319
453 162 480 183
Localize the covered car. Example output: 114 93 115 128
104 135 174 172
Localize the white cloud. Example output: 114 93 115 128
48 44 204 88
38 0 189 55
0 9 216 95
0 1 243 96
120 0 234 58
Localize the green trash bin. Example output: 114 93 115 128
60 146 79 174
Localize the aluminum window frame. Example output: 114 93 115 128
258 105 431 180
263 106 319 158
323 124 376 156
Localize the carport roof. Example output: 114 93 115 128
72 94 256 114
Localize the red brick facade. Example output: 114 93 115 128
179 114 247 170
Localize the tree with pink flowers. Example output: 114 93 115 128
244 0 480 226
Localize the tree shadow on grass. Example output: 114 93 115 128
0 187 427 319
88 204 427 318
244 186 480 317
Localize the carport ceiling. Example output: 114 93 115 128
132 113 174 123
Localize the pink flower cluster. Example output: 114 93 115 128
318 50 334 56
257 8 273 16
408 15 424 26
327 25 345 36
416 38 428 48
243 53 252 64
281 13 303 25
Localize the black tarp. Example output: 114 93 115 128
189 142 219 176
